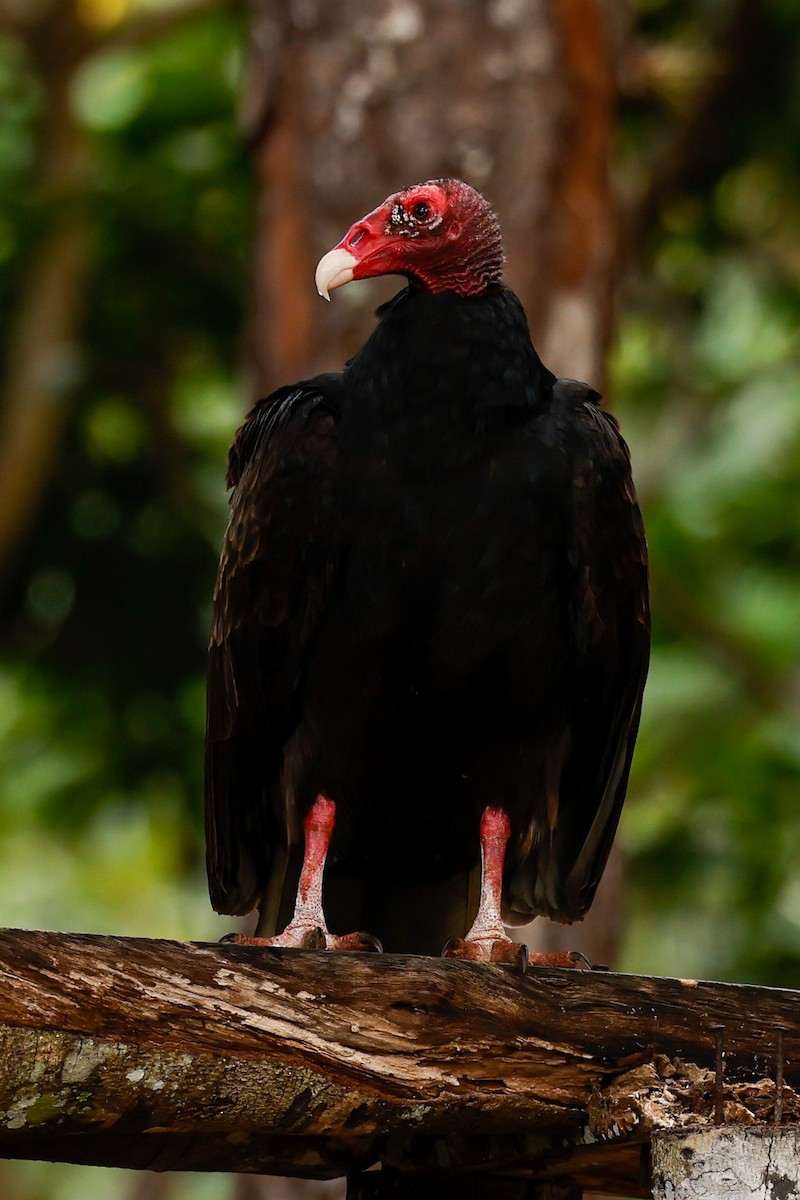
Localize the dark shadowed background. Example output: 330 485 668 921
1 0 799 1197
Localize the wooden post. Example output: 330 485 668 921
345 1169 580 1198
652 1127 800 1199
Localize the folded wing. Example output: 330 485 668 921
205 377 342 915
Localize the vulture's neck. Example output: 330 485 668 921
344 285 554 441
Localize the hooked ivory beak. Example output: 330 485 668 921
315 247 358 301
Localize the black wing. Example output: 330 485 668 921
508 380 650 923
205 376 342 915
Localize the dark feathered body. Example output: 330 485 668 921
206 284 649 954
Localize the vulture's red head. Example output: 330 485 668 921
315 179 503 301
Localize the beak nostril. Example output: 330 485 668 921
349 230 365 248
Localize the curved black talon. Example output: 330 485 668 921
568 950 606 969
516 942 529 975
219 932 240 944
440 937 458 958
568 950 592 969
359 931 384 953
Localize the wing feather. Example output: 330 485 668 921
509 380 649 921
205 377 342 915
558 383 649 916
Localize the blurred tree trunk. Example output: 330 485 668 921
0 0 225 594
243 0 626 394
239 2 629 1195
0 2 94 586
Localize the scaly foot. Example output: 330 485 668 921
219 796 383 953
526 949 598 969
442 933 528 969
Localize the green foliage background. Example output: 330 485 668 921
0 0 799 1195
616 0 800 987
0 4 247 953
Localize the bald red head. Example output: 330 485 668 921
315 179 504 301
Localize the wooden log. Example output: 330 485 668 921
651 1126 800 1199
0 927 797 1189
345 1168 581 1199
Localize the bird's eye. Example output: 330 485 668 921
412 201 431 221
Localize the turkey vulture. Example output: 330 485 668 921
205 179 649 963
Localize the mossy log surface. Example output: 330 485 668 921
0 928 796 1192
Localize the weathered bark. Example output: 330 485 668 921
651 1126 800 1199
0 927 796 1195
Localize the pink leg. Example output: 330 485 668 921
224 795 380 952
443 807 524 964
468 806 513 945
443 807 589 968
